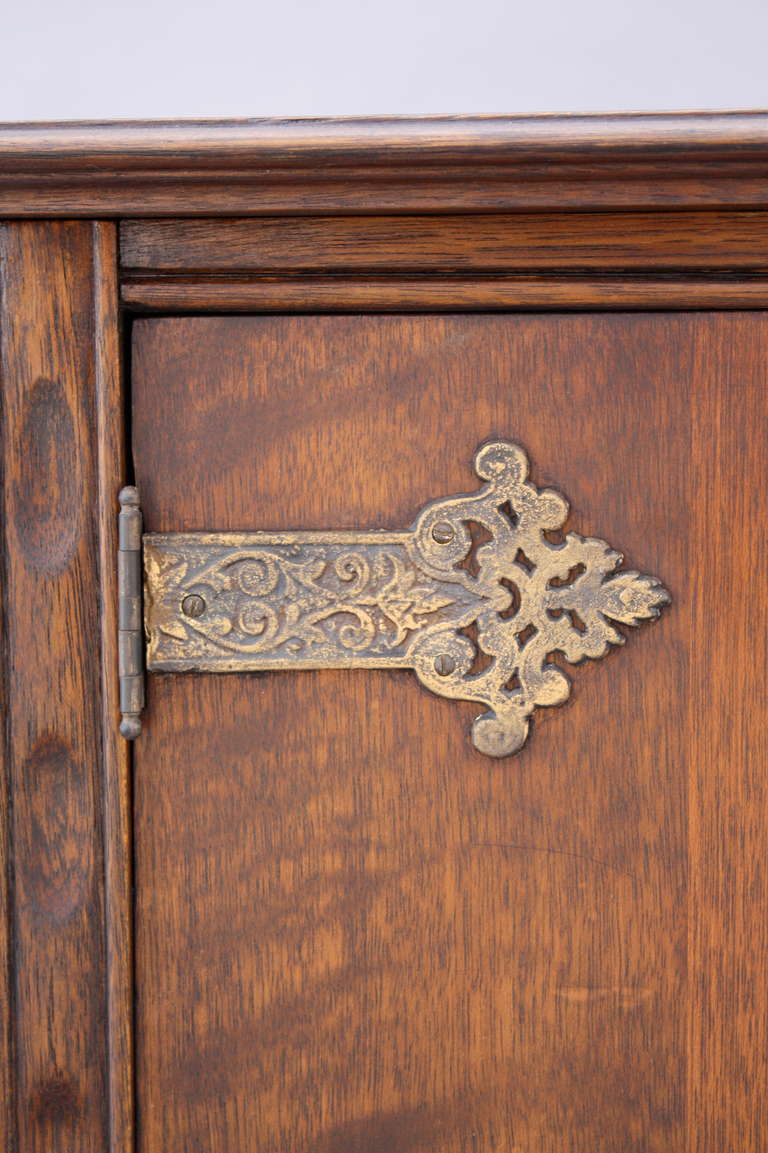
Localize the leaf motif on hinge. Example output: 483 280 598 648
144 440 671 758
409 441 671 756
599 571 670 625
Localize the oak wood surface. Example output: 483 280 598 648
0 222 124 1152
120 209 768 316
120 212 768 273
126 312 768 1153
93 223 135 1153
0 397 11 1151
687 326 768 1150
1 117 766 1153
3 113 768 215
121 273 768 314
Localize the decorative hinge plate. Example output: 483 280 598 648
132 440 670 757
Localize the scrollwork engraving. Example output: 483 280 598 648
145 441 669 756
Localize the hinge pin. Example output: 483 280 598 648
118 486 144 739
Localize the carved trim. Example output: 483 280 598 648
121 274 768 314
3 113 768 215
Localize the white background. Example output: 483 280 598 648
1 0 766 120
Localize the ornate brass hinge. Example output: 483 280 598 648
126 441 670 756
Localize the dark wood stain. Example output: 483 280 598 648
29 1071 80 1125
119 210 768 316
2 119 768 1153
120 273 768 314
131 312 718 1152
15 736 91 925
687 316 768 1151
0 222 111 1153
313 1098 479 1153
13 377 80 572
4 113 768 215
93 219 136 1153
120 212 768 273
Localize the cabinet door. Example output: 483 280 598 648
131 313 767 1153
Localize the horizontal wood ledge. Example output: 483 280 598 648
120 274 768 312
3 113 768 214
120 212 768 274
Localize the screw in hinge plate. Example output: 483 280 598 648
118 486 144 739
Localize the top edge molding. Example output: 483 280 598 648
2 112 768 216
4 112 768 164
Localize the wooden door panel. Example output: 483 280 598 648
130 314 767 1152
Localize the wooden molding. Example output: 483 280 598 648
120 212 768 274
120 208 768 310
121 274 768 313
3 113 768 215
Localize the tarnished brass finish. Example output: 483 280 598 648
144 441 669 756
117 486 145 739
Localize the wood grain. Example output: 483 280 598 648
2 116 766 1153
3 113 768 215
0 385 12 1153
0 223 122 1152
122 273 768 314
687 318 768 1150
93 222 135 1153
120 212 768 273
131 313 719 1152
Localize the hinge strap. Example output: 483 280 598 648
118 486 144 739
141 440 670 757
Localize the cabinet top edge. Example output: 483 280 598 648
3 112 768 216
3 112 768 166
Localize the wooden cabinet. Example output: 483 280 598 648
1 115 768 1153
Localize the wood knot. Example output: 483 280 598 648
13 377 80 573
30 1070 79 1124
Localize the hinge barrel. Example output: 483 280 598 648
118 486 144 739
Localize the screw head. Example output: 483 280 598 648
434 653 456 676
181 594 206 619
431 521 455 544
